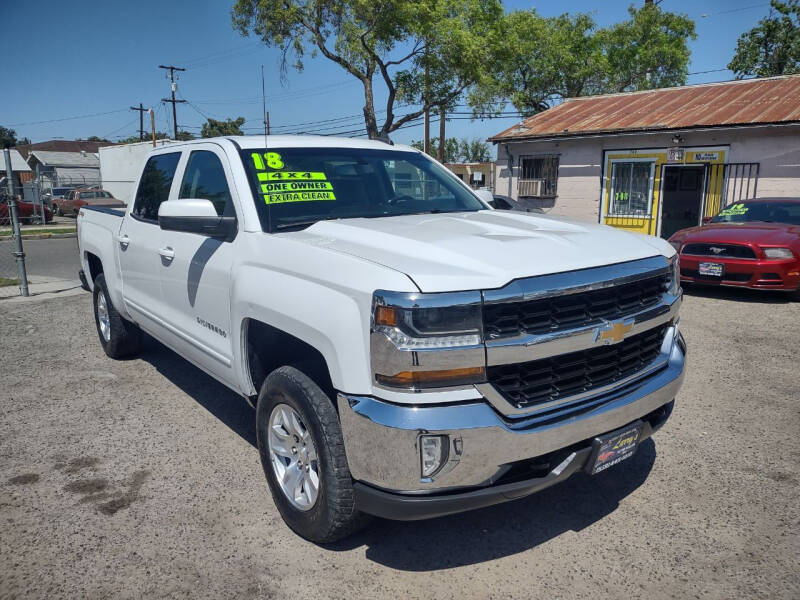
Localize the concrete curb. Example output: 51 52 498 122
0 279 85 303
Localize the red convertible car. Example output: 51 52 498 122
668 197 800 295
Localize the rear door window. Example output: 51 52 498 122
178 150 234 216
132 153 181 222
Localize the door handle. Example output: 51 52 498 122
159 247 175 261
118 234 130 248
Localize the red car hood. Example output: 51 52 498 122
672 222 800 247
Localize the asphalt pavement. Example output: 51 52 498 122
1 286 798 599
0 236 80 281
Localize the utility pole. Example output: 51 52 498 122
130 103 147 141
4 148 29 296
266 112 270 135
423 41 430 155
159 64 186 139
438 105 446 162
149 108 156 148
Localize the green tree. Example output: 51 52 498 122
175 130 196 141
86 136 110 142
0 126 30 148
728 0 800 78
459 138 490 162
118 132 170 144
410 136 461 162
200 117 245 138
231 0 507 140
473 4 695 116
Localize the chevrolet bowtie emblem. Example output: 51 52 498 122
594 319 635 345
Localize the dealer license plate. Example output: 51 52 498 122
698 262 724 277
588 421 643 475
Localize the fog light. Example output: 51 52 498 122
420 435 449 478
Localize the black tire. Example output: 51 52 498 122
256 366 370 543
92 273 141 359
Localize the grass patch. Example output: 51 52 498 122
0 277 21 287
0 227 76 237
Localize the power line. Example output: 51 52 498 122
7 108 128 127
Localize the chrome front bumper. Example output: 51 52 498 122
338 330 685 494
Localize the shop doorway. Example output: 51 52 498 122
660 165 705 238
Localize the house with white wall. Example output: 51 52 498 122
490 75 800 239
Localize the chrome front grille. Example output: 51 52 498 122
487 324 669 409
483 272 667 339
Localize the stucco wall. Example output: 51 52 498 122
494 125 800 223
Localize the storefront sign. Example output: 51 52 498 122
667 147 684 163
693 151 719 162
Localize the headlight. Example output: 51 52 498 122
667 254 681 295
372 291 482 349
762 247 794 259
372 290 485 389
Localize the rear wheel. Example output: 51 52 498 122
92 273 141 358
256 366 369 543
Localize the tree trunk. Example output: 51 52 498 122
362 77 380 139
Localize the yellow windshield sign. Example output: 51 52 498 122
719 204 748 216
257 171 328 181
250 151 336 204
265 191 336 204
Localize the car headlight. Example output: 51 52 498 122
762 247 794 259
371 290 485 389
667 254 681 295
372 291 482 349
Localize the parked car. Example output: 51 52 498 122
0 194 54 224
668 197 800 296
43 186 76 211
490 194 544 213
77 136 685 543
56 188 124 217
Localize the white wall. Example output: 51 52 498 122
495 125 800 222
99 140 179 204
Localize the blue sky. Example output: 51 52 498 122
2 1 768 152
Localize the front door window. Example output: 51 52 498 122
609 161 655 216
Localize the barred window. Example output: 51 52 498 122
608 161 654 216
518 156 558 197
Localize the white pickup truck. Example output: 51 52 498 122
77 136 685 542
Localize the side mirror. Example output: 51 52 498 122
158 199 236 240
473 189 495 207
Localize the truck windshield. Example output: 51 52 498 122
240 147 485 231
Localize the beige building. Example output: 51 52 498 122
490 76 800 239
444 162 495 190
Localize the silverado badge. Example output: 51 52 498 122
594 319 635 345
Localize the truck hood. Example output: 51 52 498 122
287 211 670 292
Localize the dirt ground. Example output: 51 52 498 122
1 286 798 599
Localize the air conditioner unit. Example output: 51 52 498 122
518 179 544 197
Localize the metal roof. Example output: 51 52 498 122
4 149 31 172
490 75 800 142
28 150 100 168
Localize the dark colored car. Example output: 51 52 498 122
56 188 125 217
668 197 800 295
490 194 544 213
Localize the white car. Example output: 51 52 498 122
77 135 685 542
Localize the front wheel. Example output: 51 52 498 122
92 273 141 358
256 366 369 543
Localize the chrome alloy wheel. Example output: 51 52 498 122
268 404 320 511
96 291 111 342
